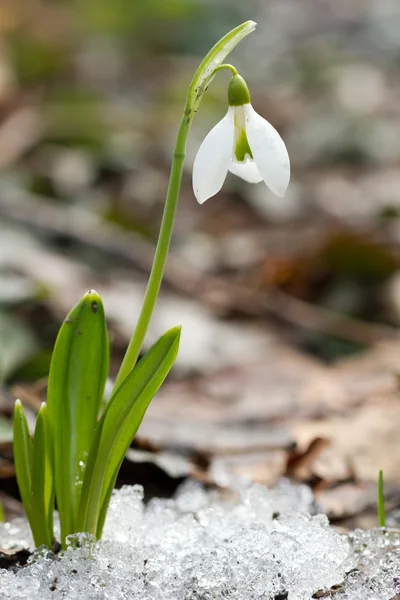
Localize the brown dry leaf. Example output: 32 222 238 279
316 482 374 521
138 344 354 487
333 340 400 398
305 444 354 485
146 343 348 426
139 338 400 491
286 341 400 485
289 395 400 483
286 437 331 480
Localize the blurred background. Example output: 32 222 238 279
0 0 400 528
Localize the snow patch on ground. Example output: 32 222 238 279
0 480 399 599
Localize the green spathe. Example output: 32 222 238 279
228 74 251 106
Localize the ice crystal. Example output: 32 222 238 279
0 480 396 600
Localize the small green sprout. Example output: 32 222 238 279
378 469 386 528
13 21 264 549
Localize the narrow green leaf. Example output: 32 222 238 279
32 405 46 516
45 416 55 540
78 325 181 536
96 463 120 539
31 403 54 546
13 400 43 546
13 400 33 513
47 290 109 543
378 469 386 528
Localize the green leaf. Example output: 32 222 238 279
378 469 386 528
14 401 53 547
13 400 33 518
13 400 47 546
78 324 181 536
96 464 120 539
31 403 54 546
46 290 109 543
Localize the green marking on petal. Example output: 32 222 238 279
233 106 253 162
234 130 253 162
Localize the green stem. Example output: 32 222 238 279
113 112 191 390
213 64 238 76
113 21 256 392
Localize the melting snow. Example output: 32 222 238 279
0 480 399 599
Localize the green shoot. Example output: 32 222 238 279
13 400 53 547
378 469 386 528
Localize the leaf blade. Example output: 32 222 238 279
31 403 54 546
78 325 180 536
13 400 45 546
46 290 109 543
13 400 33 516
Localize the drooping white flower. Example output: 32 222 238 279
193 74 290 204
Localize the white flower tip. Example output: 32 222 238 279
242 104 290 199
271 165 290 197
192 108 234 205
273 187 288 198
193 188 208 204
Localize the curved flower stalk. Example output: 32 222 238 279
113 21 257 391
193 73 290 203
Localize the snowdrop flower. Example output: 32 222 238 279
193 73 290 203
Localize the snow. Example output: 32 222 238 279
0 480 398 599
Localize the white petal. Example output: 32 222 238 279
229 158 263 183
244 104 290 197
193 108 234 204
